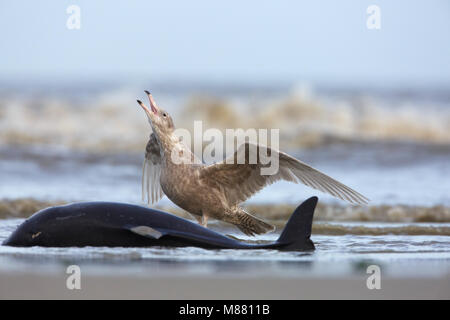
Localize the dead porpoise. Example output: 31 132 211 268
3 197 318 251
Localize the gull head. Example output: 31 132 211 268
137 91 175 140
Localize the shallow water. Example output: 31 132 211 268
0 218 449 278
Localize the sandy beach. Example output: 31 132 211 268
1 271 448 299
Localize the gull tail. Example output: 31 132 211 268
275 196 317 251
233 209 276 236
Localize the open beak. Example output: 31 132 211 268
137 91 158 118
145 90 158 114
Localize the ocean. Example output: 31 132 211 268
0 81 449 283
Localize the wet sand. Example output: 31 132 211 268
1 271 448 299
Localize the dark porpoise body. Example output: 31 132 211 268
3 197 318 251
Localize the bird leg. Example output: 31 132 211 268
187 213 204 225
201 214 209 228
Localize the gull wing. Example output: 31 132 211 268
142 133 165 204
200 142 369 206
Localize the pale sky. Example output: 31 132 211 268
1 0 449 86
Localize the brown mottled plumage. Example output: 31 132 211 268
137 91 369 236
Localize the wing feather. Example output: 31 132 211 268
200 143 369 206
142 133 165 205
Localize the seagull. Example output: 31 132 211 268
137 91 369 236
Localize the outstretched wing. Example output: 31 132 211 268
142 133 165 204
199 143 369 206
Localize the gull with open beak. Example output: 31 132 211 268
137 91 369 236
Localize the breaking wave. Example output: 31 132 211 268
0 86 449 152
